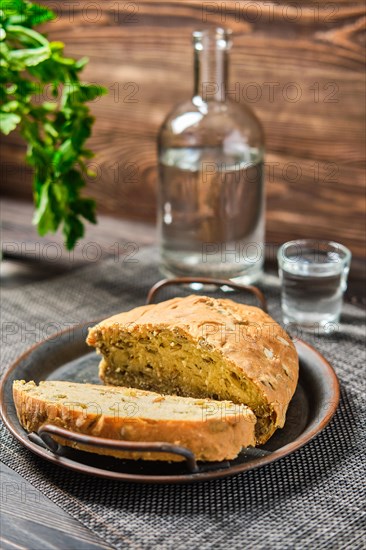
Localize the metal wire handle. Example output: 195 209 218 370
33 424 199 472
146 277 268 311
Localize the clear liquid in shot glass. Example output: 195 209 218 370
279 248 350 331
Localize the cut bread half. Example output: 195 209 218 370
87 295 299 444
13 380 256 462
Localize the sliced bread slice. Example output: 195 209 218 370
13 380 256 462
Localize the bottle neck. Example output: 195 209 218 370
193 29 231 103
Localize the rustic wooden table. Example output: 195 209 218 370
1 197 365 549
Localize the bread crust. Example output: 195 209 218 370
88 295 299 444
13 380 256 462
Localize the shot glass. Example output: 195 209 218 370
278 240 351 332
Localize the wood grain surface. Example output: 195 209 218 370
0 463 112 550
1 1 365 258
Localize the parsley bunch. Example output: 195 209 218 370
0 0 107 249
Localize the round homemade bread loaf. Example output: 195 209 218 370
87 295 299 444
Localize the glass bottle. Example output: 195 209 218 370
157 28 265 283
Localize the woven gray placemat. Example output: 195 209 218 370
1 247 365 549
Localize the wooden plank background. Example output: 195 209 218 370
1 0 365 258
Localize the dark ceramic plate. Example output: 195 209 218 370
0 321 339 484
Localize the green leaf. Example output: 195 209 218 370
1 100 19 112
32 181 60 234
71 114 93 149
53 53 77 66
78 83 107 102
0 111 20 133
26 3 55 26
74 57 88 70
2 0 55 26
6 24 48 44
53 139 77 174
25 142 50 170
72 197 97 224
1 0 25 19
8 45 50 67
49 41 64 53
63 215 84 250
63 169 85 199
43 121 58 138
41 101 57 112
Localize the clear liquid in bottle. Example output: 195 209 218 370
158 146 264 282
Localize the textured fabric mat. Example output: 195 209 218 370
1 247 365 549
